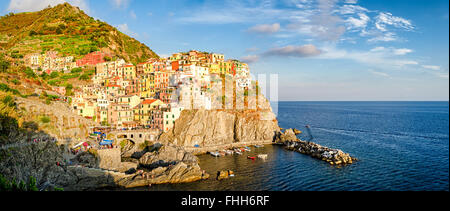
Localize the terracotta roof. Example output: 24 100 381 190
141 99 161 105
107 85 121 88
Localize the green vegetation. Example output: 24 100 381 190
10 79 20 85
70 67 82 73
23 67 37 79
0 83 21 96
40 116 51 124
0 174 39 192
2 95 15 107
0 3 159 64
0 54 10 73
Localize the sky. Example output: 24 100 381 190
1 0 449 101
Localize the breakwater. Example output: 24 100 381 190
275 128 357 165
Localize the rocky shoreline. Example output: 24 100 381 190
275 129 357 165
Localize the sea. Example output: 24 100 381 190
132 101 449 191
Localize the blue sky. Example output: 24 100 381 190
2 0 449 101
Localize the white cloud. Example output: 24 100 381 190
344 0 358 4
346 13 370 30
393 48 413 55
129 10 137 19
368 32 398 42
248 23 280 34
110 0 131 8
7 0 90 13
117 23 138 38
240 55 260 63
375 12 414 32
422 65 441 71
434 73 449 79
369 70 391 78
263 44 322 58
319 45 419 68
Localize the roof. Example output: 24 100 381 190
107 84 121 88
141 99 159 105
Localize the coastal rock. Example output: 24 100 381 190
275 130 356 165
293 128 302 135
217 170 229 180
139 144 198 169
116 162 209 188
159 109 280 153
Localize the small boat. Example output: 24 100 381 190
254 145 264 148
247 156 256 160
228 170 235 177
234 149 242 155
210 151 221 157
225 150 234 155
244 147 251 152
219 151 226 157
257 154 268 159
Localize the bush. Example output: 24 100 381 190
2 95 15 107
22 121 39 131
0 114 19 140
50 71 59 79
79 73 90 80
0 57 10 73
71 68 82 73
11 79 20 85
0 175 39 192
29 30 38 36
24 67 37 79
40 116 51 124
0 83 21 96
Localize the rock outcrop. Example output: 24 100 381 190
15 97 98 145
275 129 357 165
159 109 280 154
139 144 198 169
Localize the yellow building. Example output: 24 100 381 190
140 73 155 98
77 102 96 119
118 95 141 108
133 99 166 125
119 64 136 80
208 63 220 74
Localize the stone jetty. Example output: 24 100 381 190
274 129 357 165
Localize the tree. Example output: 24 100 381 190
29 30 38 36
0 59 10 73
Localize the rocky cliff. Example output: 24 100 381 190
159 109 280 154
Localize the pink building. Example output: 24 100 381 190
125 79 140 96
76 51 110 67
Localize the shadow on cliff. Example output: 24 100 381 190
0 114 121 191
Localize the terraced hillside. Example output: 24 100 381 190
0 3 158 64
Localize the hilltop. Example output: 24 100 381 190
0 3 158 64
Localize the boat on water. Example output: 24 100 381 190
234 149 242 155
244 147 251 152
225 150 234 155
247 156 256 160
228 170 235 177
219 151 226 157
210 151 221 157
257 154 268 159
254 145 264 148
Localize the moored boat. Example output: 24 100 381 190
257 154 268 159
210 151 221 157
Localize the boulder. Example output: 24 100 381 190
217 170 229 180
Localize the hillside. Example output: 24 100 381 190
0 3 158 64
